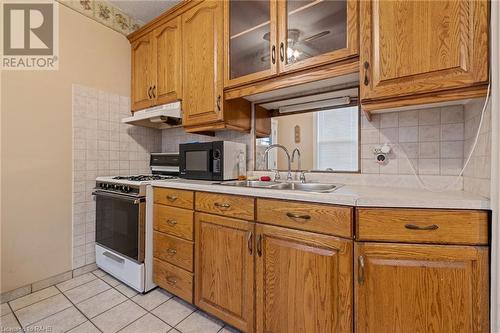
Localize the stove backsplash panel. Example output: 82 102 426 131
72 84 162 268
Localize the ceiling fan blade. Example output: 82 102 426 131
300 30 330 43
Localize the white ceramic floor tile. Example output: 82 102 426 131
67 320 101 333
101 274 121 287
168 329 181 333
76 288 127 318
114 284 138 298
119 313 171 333
0 303 12 316
131 289 172 311
15 294 72 327
92 269 107 277
56 273 96 292
91 300 147 333
0 313 21 331
151 298 195 327
25 306 86 333
9 286 59 311
64 278 111 304
175 311 223 333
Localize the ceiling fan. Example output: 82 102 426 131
260 29 330 63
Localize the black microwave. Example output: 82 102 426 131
179 141 246 181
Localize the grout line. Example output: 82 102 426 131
17 297 73 329
6 302 22 330
7 288 62 312
57 274 98 293
55 285 103 333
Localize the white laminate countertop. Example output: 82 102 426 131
149 179 491 210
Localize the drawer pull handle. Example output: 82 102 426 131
358 255 365 285
166 195 177 202
214 202 231 209
167 219 177 226
405 224 439 231
166 276 177 285
286 212 311 220
166 248 177 255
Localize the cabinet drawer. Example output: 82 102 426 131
153 232 194 272
154 187 194 209
356 208 489 245
256 199 353 238
196 192 254 220
154 258 193 303
154 204 194 241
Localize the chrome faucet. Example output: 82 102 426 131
264 144 293 181
291 148 301 171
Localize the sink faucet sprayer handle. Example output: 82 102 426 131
272 169 281 181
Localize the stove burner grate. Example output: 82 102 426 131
112 175 176 181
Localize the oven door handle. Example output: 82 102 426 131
92 191 145 204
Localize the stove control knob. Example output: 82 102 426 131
114 184 120 190
102 183 108 189
123 186 131 193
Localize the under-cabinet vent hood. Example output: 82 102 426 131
122 102 182 129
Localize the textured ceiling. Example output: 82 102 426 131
109 0 180 23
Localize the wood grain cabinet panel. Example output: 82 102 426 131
131 33 154 111
195 213 255 333
153 16 182 105
154 187 194 209
356 208 489 245
154 204 194 241
196 192 254 220
355 242 489 333
255 224 353 333
360 0 489 104
153 231 194 272
154 258 193 303
257 198 352 238
182 1 224 127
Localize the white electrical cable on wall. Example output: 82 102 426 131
398 83 491 193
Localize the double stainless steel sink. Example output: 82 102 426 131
219 180 340 193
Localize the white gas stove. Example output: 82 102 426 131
93 154 179 293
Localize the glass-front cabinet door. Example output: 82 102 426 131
277 0 358 73
224 0 278 88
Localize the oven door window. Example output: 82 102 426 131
95 193 143 262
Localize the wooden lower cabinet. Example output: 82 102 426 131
255 224 353 333
194 213 255 332
355 242 489 333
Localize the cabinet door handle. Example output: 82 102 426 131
256 234 262 257
404 224 439 231
148 86 152 99
286 212 311 221
166 219 177 226
214 202 231 209
279 42 285 62
216 95 221 111
247 231 253 255
358 255 365 285
166 248 177 255
363 61 370 86
166 276 177 285
166 195 177 202
152 85 156 98
271 45 276 64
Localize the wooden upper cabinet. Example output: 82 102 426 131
153 16 182 105
360 0 489 103
131 33 154 111
224 0 278 88
195 213 255 333
182 1 224 127
277 0 359 74
255 224 353 333
355 242 489 333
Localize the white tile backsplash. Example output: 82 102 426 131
361 105 466 178
463 98 491 198
72 84 161 268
